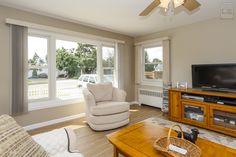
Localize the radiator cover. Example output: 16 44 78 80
138 88 163 108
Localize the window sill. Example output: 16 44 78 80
141 80 163 87
28 98 84 111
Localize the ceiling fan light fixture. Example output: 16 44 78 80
159 0 171 10
160 0 184 11
139 0 200 16
173 0 185 8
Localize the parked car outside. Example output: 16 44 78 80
38 73 48 78
78 74 98 87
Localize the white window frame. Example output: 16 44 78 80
141 43 163 87
28 29 118 111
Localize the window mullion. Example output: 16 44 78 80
114 43 118 88
97 44 103 83
49 36 56 100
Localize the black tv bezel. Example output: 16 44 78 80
192 63 236 92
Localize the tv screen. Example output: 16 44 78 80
192 64 236 91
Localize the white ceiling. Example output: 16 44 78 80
0 0 234 37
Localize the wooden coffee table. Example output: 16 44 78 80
107 121 236 157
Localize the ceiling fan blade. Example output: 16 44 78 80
139 0 161 16
183 0 201 11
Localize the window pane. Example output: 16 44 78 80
28 36 48 100
102 46 115 83
144 47 163 80
56 40 97 100
103 69 114 83
102 47 114 67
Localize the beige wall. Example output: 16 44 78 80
135 18 236 88
0 5 135 126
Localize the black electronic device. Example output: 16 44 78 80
176 128 199 144
203 96 220 103
192 64 236 92
217 99 236 106
203 96 236 106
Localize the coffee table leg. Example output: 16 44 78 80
113 146 119 157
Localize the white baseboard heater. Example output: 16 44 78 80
138 88 163 108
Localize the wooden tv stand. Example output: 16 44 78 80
169 88 236 137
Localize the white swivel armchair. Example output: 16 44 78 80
83 82 130 131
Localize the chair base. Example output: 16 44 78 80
88 118 129 131
87 111 129 125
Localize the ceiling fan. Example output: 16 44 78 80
139 0 201 16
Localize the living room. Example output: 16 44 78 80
0 0 236 157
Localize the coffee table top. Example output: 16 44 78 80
107 121 236 157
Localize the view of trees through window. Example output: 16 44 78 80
102 46 115 83
144 46 163 80
56 40 97 100
28 36 116 101
28 36 49 100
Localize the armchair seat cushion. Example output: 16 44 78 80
90 101 130 116
87 111 129 125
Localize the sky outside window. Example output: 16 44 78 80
145 47 163 63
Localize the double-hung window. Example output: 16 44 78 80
142 45 163 86
27 29 118 110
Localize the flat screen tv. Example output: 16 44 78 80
192 64 236 92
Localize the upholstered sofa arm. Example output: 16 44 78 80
112 87 127 102
0 115 50 156
83 88 96 107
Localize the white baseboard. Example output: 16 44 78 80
25 101 140 131
24 113 86 131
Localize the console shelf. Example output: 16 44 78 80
169 88 236 137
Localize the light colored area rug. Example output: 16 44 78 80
143 117 236 149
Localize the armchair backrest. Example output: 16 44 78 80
87 82 113 102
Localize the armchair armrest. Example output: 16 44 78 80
112 87 127 102
82 88 96 107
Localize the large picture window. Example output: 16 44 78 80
56 40 98 100
28 30 118 110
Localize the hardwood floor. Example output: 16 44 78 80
29 104 166 157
